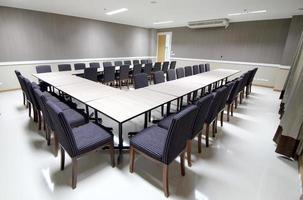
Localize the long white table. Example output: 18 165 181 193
33 68 240 162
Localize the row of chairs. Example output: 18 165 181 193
129 67 258 197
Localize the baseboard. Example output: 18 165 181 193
0 88 20 93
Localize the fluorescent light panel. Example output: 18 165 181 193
106 8 128 15
154 20 174 25
228 10 267 16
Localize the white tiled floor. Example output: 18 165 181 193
0 86 300 200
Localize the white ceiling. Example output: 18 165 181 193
0 0 303 28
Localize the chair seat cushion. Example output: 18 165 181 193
53 101 71 110
158 114 175 130
72 122 112 154
62 109 86 128
130 125 168 162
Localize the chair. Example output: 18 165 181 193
58 64 72 71
158 93 214 166
199 64 205 73
153 62 162 72
184 66 193 77
237 72 251 104
103 66 116 85
84 67 98 82
124 60 132 65
114 61 123 66
134 73 148 89
74 63 86 70
15 70 27 105
89 62 100 68
143 63 153 81
141 59 148 64
133 60 140 65
226 78 242 121
154 71 165 84
132 64 142 77
103 62 113 68
176 68 185 79
118 65 130 89
147 59 153 63
162 61 169 73
129 105 198 197
166 69 176 81
245 68 258 96
193 65 200 75
205 63 210 71
170 61 176 69
45 100 115 189
36 65 51 73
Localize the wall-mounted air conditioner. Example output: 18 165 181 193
187 18 229 29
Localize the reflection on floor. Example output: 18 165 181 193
0 86 300 200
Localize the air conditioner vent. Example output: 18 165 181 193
187 18 229 29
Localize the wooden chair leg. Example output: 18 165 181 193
220 111 224 127
54 134 59 157
161 105 164 116
38 111 42 130
72 158 78 189
235 97 238 108
212 120 216 137
227 104 230 121
60 147 65 170
163 164 169 197
28 103 32 117
198 133 202 153
129 146 135 173
23 92 26 105
215 118 218 133
206 123 209 147
180 152 185 175
186 140 192 167
231 102 234 116
109 141 115 167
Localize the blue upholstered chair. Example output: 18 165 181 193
133 60 140 65
89 62 100 68
103 61 113 67
114 61 123 66
46 100 115 189
153 71 165 84
158 93 214 166
36 65 51 73
184 66 193 77
199 64 205 73
134 73 148 89
103 66 116 85
129 105 198 197
245 68 258 96
176 68 185 79
169 61 176 69
58 64 72 71
226 78 242 121
166 69 176 81
118 65 130 89
153 62 162 72
237 72 251 105
123 60 132 65
205 63 210 71
74 63 86 70
162 61 169 73
143 63 153 82
84 67 98 82
193 65 200 75
14 70 27 106
132 64 142 76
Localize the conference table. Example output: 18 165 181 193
33 68 240 162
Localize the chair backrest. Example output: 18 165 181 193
18 75 31 101
218 82 235 112
184 66 193 76
119 65 130 80
134 73 148 89
247 68 258 85
133 64 142 76
238 72 250 91
103 66 115 83
124 60 132 65
36 65 51 73
14 70 25 91
193 65 200 75
153 62 162 72
154 71 165 84
166 69 176 81
114 61 123 66
143 63 152 75
163 105 198 164
84 67 98 82
74 63 86 70
133 60 140 65
147 59 153 64
176 68 185 79
103 62 113 68
89 62 100 68
58 64 72 71
24 79 39 109
205 63 210 71
205 87 226 123
141 59 148 64
192 93 214 137
170 61 176 69
162 61 169 72
226 78 241 104
33 88 53 130
199 64 205 73
45 100 77 157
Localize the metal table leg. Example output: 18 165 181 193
117 123 123 164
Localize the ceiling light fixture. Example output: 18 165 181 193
106 8 128 15
228 9 267 16
153 20 174 25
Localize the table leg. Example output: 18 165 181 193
166 102 171 115
94 109 98 124
117 123 123 164
85 105 89 120
144 112 148 128
179 96 183 110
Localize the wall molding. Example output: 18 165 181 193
171 57 291 69
0 56 157 67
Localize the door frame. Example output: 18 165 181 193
156 32 172 61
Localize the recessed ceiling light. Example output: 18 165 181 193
228 10 267 16
150 1 157 4
153 20 174 25
106 8 128 15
